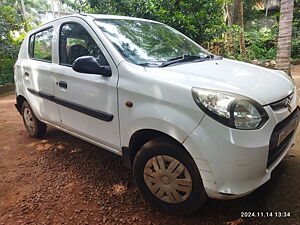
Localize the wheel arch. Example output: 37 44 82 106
15 95 27 115
122 129 192 169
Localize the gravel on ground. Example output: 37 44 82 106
0 65 300 225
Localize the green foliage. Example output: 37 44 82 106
292 0 300 59
292 38 300 59
66 0 299 61
83 0 226 44
294 0 300 30
0 59 15 85
211 20 300 61
0 6 21 58
213 25 278 61
244 26 278 60
0 5 25 85
0 0 51 26
243 0 264 22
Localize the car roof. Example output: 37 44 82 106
28 14 162 35
45 13 161 26
86 14 162 24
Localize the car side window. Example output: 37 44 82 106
59 22 108 66
29 27 53 62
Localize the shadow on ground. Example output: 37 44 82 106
21 127 298 225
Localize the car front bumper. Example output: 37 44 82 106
183 98 299 199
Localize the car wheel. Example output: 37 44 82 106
133 137 207 215
22 101 47 138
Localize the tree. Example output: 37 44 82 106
76 0 226 44
224 0 246 59
276 0 295 74
0 0 51 25
0 6 21 59
20 0 27 19
0 5 23 84
237 0 246 60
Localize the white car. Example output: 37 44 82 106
14 14 299 214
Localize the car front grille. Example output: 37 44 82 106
270 92 294 111
267 107 300 167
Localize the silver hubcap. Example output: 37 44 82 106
143 155 192 203
23 108 35 133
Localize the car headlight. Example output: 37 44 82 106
192 88 268 130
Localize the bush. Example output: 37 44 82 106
0 6 24 85
292 38 300 59
0 36 23 85
244 27 278 60
85 0 226 44
0 58 15 85
208 25 278 62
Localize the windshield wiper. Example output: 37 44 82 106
138 62 162 67
159 54 209 67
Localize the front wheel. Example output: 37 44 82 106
22 101 47 138
133 137 207 215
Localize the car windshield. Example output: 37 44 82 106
94 19 211 66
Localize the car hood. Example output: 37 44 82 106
146 58 294 105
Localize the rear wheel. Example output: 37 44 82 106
133 137 207 215
21 101 47 138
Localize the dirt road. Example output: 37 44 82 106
1 66 300 225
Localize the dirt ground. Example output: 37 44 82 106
1 66 300 225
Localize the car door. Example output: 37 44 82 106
51 18 120 152
23 26 61 125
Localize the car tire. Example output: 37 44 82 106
21 101 47 138
133 137 207 215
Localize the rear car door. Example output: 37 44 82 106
23 26 61 125
52 18 120 152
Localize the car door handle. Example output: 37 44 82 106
58 81 67 89
24 72 29 77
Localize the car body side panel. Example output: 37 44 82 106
14 21 61 125
117 61 205 148
14 35 28 100
51 17 121 151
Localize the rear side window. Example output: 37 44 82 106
59 23 108 66
29 27 53 62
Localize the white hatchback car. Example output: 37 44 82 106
14 14 299 214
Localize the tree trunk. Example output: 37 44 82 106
51 0 56 19
57 0 61 17
226 0 239 25
276 0 295 75
225 2 232 25
237 0 246 60
20 0 27 20
265 0 270 26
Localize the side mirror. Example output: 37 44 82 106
72 56 112 77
